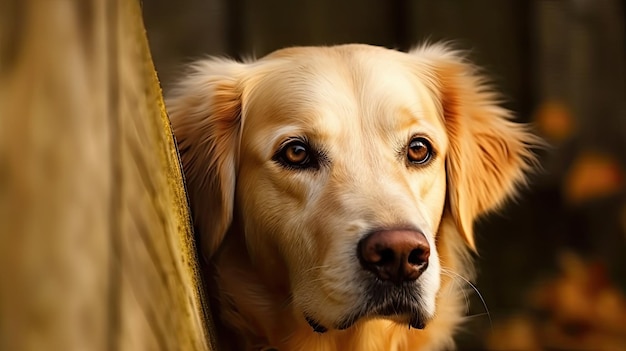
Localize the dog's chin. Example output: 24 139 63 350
302 271 438 333
305 291 433 333
339 312 428 331
305 310 430 334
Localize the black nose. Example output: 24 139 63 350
357 230 430 285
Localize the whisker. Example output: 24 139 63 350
444 271 471 311
300 264 332 275
441 268 493 332
465 312 491 319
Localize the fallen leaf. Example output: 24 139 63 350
564 152 624 204
533 101 575 143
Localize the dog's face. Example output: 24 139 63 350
238 47 449 329
168 44 536 333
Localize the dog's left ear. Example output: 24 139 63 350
411 44 539 250
166 58 247 260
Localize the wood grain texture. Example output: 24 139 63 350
0 0 215 350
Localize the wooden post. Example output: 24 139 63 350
0 0 215 350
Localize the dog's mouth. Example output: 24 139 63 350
305 306 426 334
305 316 329 333
305 283 430 333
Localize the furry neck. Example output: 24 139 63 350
208 217 472 351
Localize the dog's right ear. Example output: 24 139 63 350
167 58 246 260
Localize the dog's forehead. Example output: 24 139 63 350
252 46 433 108
242 46 444 152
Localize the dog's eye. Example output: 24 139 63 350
285 143 309 164
276 139 315 168
407 137 433 165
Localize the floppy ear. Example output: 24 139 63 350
167 58 246 260
411 44 539 250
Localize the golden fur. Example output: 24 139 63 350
167 44 538 350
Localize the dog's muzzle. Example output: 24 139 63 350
304 229 432 333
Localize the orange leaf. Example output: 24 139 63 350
564 152 624 204
533 101 575 143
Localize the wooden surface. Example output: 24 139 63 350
0 0 215 350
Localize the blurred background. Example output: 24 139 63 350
143 0 626 349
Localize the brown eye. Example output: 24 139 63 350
407 137 433 165
284 142 308 164
276 139 315 168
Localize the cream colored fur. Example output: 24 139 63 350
167 43 538 350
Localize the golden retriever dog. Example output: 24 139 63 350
167 43 538 350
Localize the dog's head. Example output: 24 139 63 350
168 44 536 331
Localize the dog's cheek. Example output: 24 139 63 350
236 184 290 282
292 213 365 323
240 191 318 289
